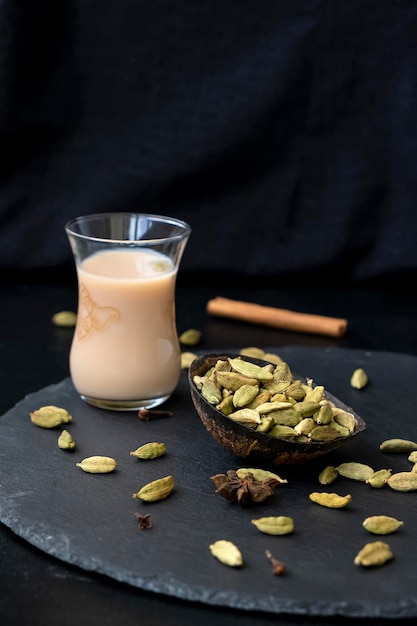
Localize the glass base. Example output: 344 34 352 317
80 393 171 411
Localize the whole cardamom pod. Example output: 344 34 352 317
386 471 417 492
209 540 243 567
76 456 117 473
130 442 166 459
380 438 417 453
178 328 201 346
58 429 76 450
251 516 294 535
309 491 352 508
362 515 403 535
132 475 174 502
30 405 72 429
52 310 77 327
354 541 393 567
350 368 368 389
336 462 374 482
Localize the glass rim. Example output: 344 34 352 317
65 212 191 245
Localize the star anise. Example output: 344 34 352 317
210 470 280 505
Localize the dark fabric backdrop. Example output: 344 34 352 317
0 0 416 284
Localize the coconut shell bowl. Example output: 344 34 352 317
188 353 366 466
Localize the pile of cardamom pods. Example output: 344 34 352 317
193 356 357 442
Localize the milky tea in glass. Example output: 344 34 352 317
65 213 191 410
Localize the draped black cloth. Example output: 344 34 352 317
1 0 416 284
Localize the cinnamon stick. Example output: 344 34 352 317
206 297 348 338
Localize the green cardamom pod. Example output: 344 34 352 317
350 368 368 389
215 370 259 391
365 468 392 488
293 400 321 417
201 379 222 404
336 462 374 482
228 357 273 382
318 465 339 485
269 424 298 438
58 429 76 450
130 442 167 459
362 515 403 535
308 425 341 441
132 475 174 502
232 384 260 408
216 394 235 415
328 419 350 438
285 381 306 401
178 328 201 346
314 402 333 425
239 347 267 359
380 438 417 453
251 515 294 535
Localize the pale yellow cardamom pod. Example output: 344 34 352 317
255 401 294 414
30 405 72 429
209 540 243 567
76 456 117 473
309 492 351 508
181 352 197 369
354 541 393 567
408 450 417 463
336 462 375 482
228 408 262 427
236 467 288 484
51 311 77 327
262 352 284 365
294 417 316 436
386 471 417 492
365 468 392 488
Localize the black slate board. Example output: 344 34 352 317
1 347 417 618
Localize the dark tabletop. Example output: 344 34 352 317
1 278 417 626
